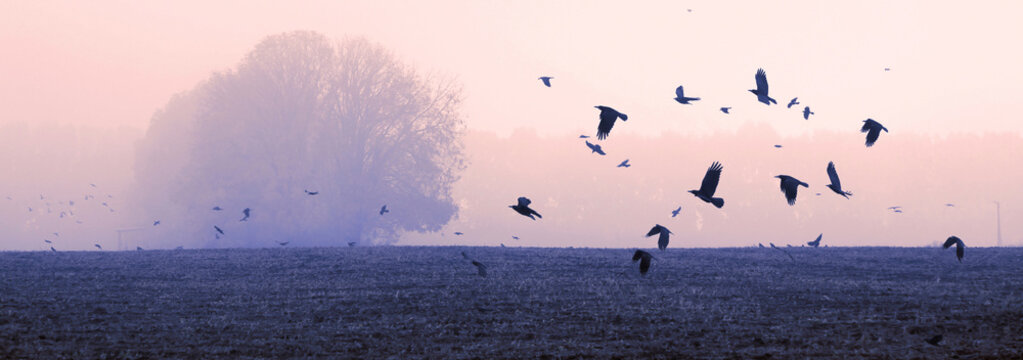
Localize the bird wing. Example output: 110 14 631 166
675 86 685 98
517 197 531 207
865 128 881 146
646 225 663 237
698 162 723 196
943 236 961 249
861 119 877 133
632 250 647 261
782 179 799 205
585 141 596 151
640 256 651 274
755 68 769 93
596 107 617 139
827 162 842 188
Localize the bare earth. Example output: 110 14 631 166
1 246 1021 359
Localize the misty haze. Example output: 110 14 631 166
2 1 1023 358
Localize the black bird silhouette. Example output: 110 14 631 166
673 85 700 104
538 76 553 87
585 141 606 155
44 239 52 244
671 206 681 217
774 144 783 148
861 119 888 147
510 197 542 220
945 203 955 207
893 209 903 213
749 68 777 105
689 161 725 208
454 232 464 235
720 107 731 114
512 236 520 240
787 97 799 108
212 206 222 211
887 206 902 211
617 159 630 168
136 246 144 251
925 335 943 346
758 243 765 248
646 224 673 251
304 190 318 195
826 161 852 198
214 225 224 235
632 250 653 275
94 244 102 250
50 246 57 252
579 134 590 138
278 241 289 246
808 233 822 247
379 205 389 215
803 106 814 120
775 175 809 205
884 67 891 72
239 208 250 221
594 105 628 140
943 236 965 262
471 260 488 277
348 241 357 247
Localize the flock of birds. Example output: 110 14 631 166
463 69 968 277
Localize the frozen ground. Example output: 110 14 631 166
1 246 1022 359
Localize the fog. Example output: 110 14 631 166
1 2 1022 250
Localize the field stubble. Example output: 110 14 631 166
1 246 1022 359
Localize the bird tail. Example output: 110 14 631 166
711 198 724 208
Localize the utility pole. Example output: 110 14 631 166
995 201 1002 247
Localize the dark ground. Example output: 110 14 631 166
1 246 1022 359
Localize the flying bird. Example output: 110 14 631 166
884 67 891 72
893 209 903 213
153 220 161 226
44 239 52 244
887 206 902 211
348 241 357 247
50 246 57 252
538 76 553 87
825 161 853 198
689 161 725 208
94 244 102 250
673 85 701 104
379 205 389 215
136 246 144 251
749 68 777 105
594 105 628 140
212 206 222 211
925 335 942 346
758 243 765 248
945 203 955 207
471 260 488 277
803 106 814 120
509 196 542 220
454 232 464 236
214 225 224 235
787 97 799 108
617 159 630 168
304 190 318 195
579 135 590 139
943 236 965 262
861 119 888 147
239 208 251 221
646 224 673 251
585 141 606 155
512 236 520 240
774 145 783 148
775 175 809 205
671 206 681 217
632 250 653 275
808 234 822 248
277 241 290 246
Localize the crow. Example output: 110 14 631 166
153 220 161 226
538 76 553 87
471 260 488 277
884 67 891 72
943 236 965 262
689 161 725 208
893 209 903 213
720 107 731 114
617 159 630 168
579 135 590 138
808 233 822 247
945 203 955 207
136 246 144 251
94 244 102 250
278 241 289 246
758 243 765 248
595 105 628 140
861 119 888 147
348 241 357 247
826 161 852 198
671 206 681 217
632 250 653 275
673 85 701 104
212 206 222 211
304 190 318 195
646 224 673 251
50 246 57 252
44 239 52 244
787 97 799 108
585 141 606 155
214 225 224 235
240 208 251 221
887 206 902 211
379 205 389 215
774 145 783 148
512 236 520 240
749 68 777 105
775 175 809 205
454 232 464 236
803 106 814 120
510 197 542 220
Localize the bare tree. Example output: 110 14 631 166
132 31 465 247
